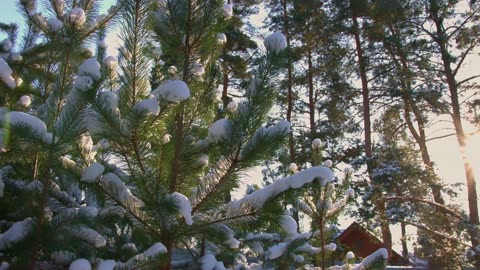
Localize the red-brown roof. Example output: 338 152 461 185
337 222 408 265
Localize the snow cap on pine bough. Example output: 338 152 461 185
68 7 87 27
152 80 190 102
229 166 334 211
264 32 287 53
0 58 16 89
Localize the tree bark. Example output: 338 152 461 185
428 0 479 248
352 14 393 257
307 48 316 137
282 0 296 162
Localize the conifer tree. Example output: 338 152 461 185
0 0 121 269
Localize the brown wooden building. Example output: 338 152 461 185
337 222 409 265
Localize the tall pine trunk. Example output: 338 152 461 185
282 0 295 162
352 14 392 257
428 0 479 249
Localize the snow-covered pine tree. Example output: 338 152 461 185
0 0 121 269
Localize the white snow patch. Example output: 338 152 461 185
208 118 231 143
352 248 388 270
69 8 86 26
264 32 287 53
76 227 106 248
98 91 118 111
222 4 233 17
73 75 94 91
19 95 31 107
48 17 63 32
80 206 98 218
51 251 75 265
169 192 193 225
215 261 226 270
97 259 116 270
346 251 355 260
201 254 217 270
153 80 190 102
134 98 160 116
0 59 16 89
1 39 12 51
229 166 334 211
79 58 101 79
162 134 171 144
267 242 287 259
226 100 237 111
288 163 298 173
0 218 33 249
81 163 105 183
69 258 91 270
192 63 205 76
142 242 167 257
267 119 291 135
4 111 47 135
323 160 332 167
280 215 297 234
216 33 227 44
292 254 304 263
103 56 118 69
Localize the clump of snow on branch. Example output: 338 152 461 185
98 91 118 111
0 59 16 89
267 242 287 259
208 119 231 143
1 39 12 52
264 32 287 53
101 173 142 207
312 138 322 149
201 254 217 270
97 259 116 270
142 242 167 258
74 227 106 248
222 4 233 17
0 218 33 249
81 162 105 183
19 95 31 107
229 166 334 211
354 248 388 269
134 98 160 116
152 80 190 102
346 251 355 260
48 17 63 32
169 192 193 225
3 111 47 136
216 33 227 44
51 251 75 266
103 56 118 69
69 258 91 270
78 58 101 79
280 215 298 234
68 8 86 26
226 100 237 111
